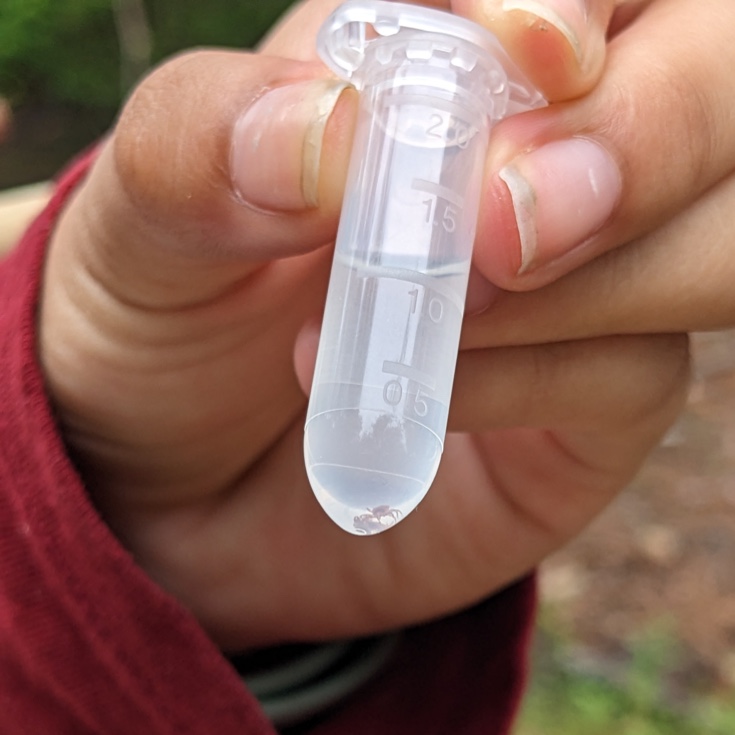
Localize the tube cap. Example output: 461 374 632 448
317 0 546 116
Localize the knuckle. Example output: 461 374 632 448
663 68 717 190
596 49 720 216
111 50 233 227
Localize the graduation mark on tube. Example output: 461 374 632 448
304 0 545 535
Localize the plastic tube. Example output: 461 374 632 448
305 0 545 535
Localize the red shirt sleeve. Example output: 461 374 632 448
0 154 536 735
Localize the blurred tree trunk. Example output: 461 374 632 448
0 98 10 142
112 0 152 95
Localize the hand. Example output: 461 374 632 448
38 0 687 651
458 0 735 348
467 0 735 297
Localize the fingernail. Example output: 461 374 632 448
499 137 621 275
500 0 589 67
231 78 351 211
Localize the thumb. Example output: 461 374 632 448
51 50 356 310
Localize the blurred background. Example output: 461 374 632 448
0 0 294 188
2 1 735 732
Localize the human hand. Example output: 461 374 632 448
38 0 687 651
455 0 735 350
274 1 735 325
464 0 735 296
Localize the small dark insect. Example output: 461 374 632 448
353 505 403 535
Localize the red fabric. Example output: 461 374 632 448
0 155 536 734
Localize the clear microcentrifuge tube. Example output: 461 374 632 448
305 0 545 535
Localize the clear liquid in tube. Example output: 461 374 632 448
304 254 468 535
307 0 545 535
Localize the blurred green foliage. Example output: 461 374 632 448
517 611 735 735
0 0 296 109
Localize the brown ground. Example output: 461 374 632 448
539 330 735 698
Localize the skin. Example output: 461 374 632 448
475 0 735 291
37 0 721 652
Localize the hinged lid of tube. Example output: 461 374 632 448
317 0 546 117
